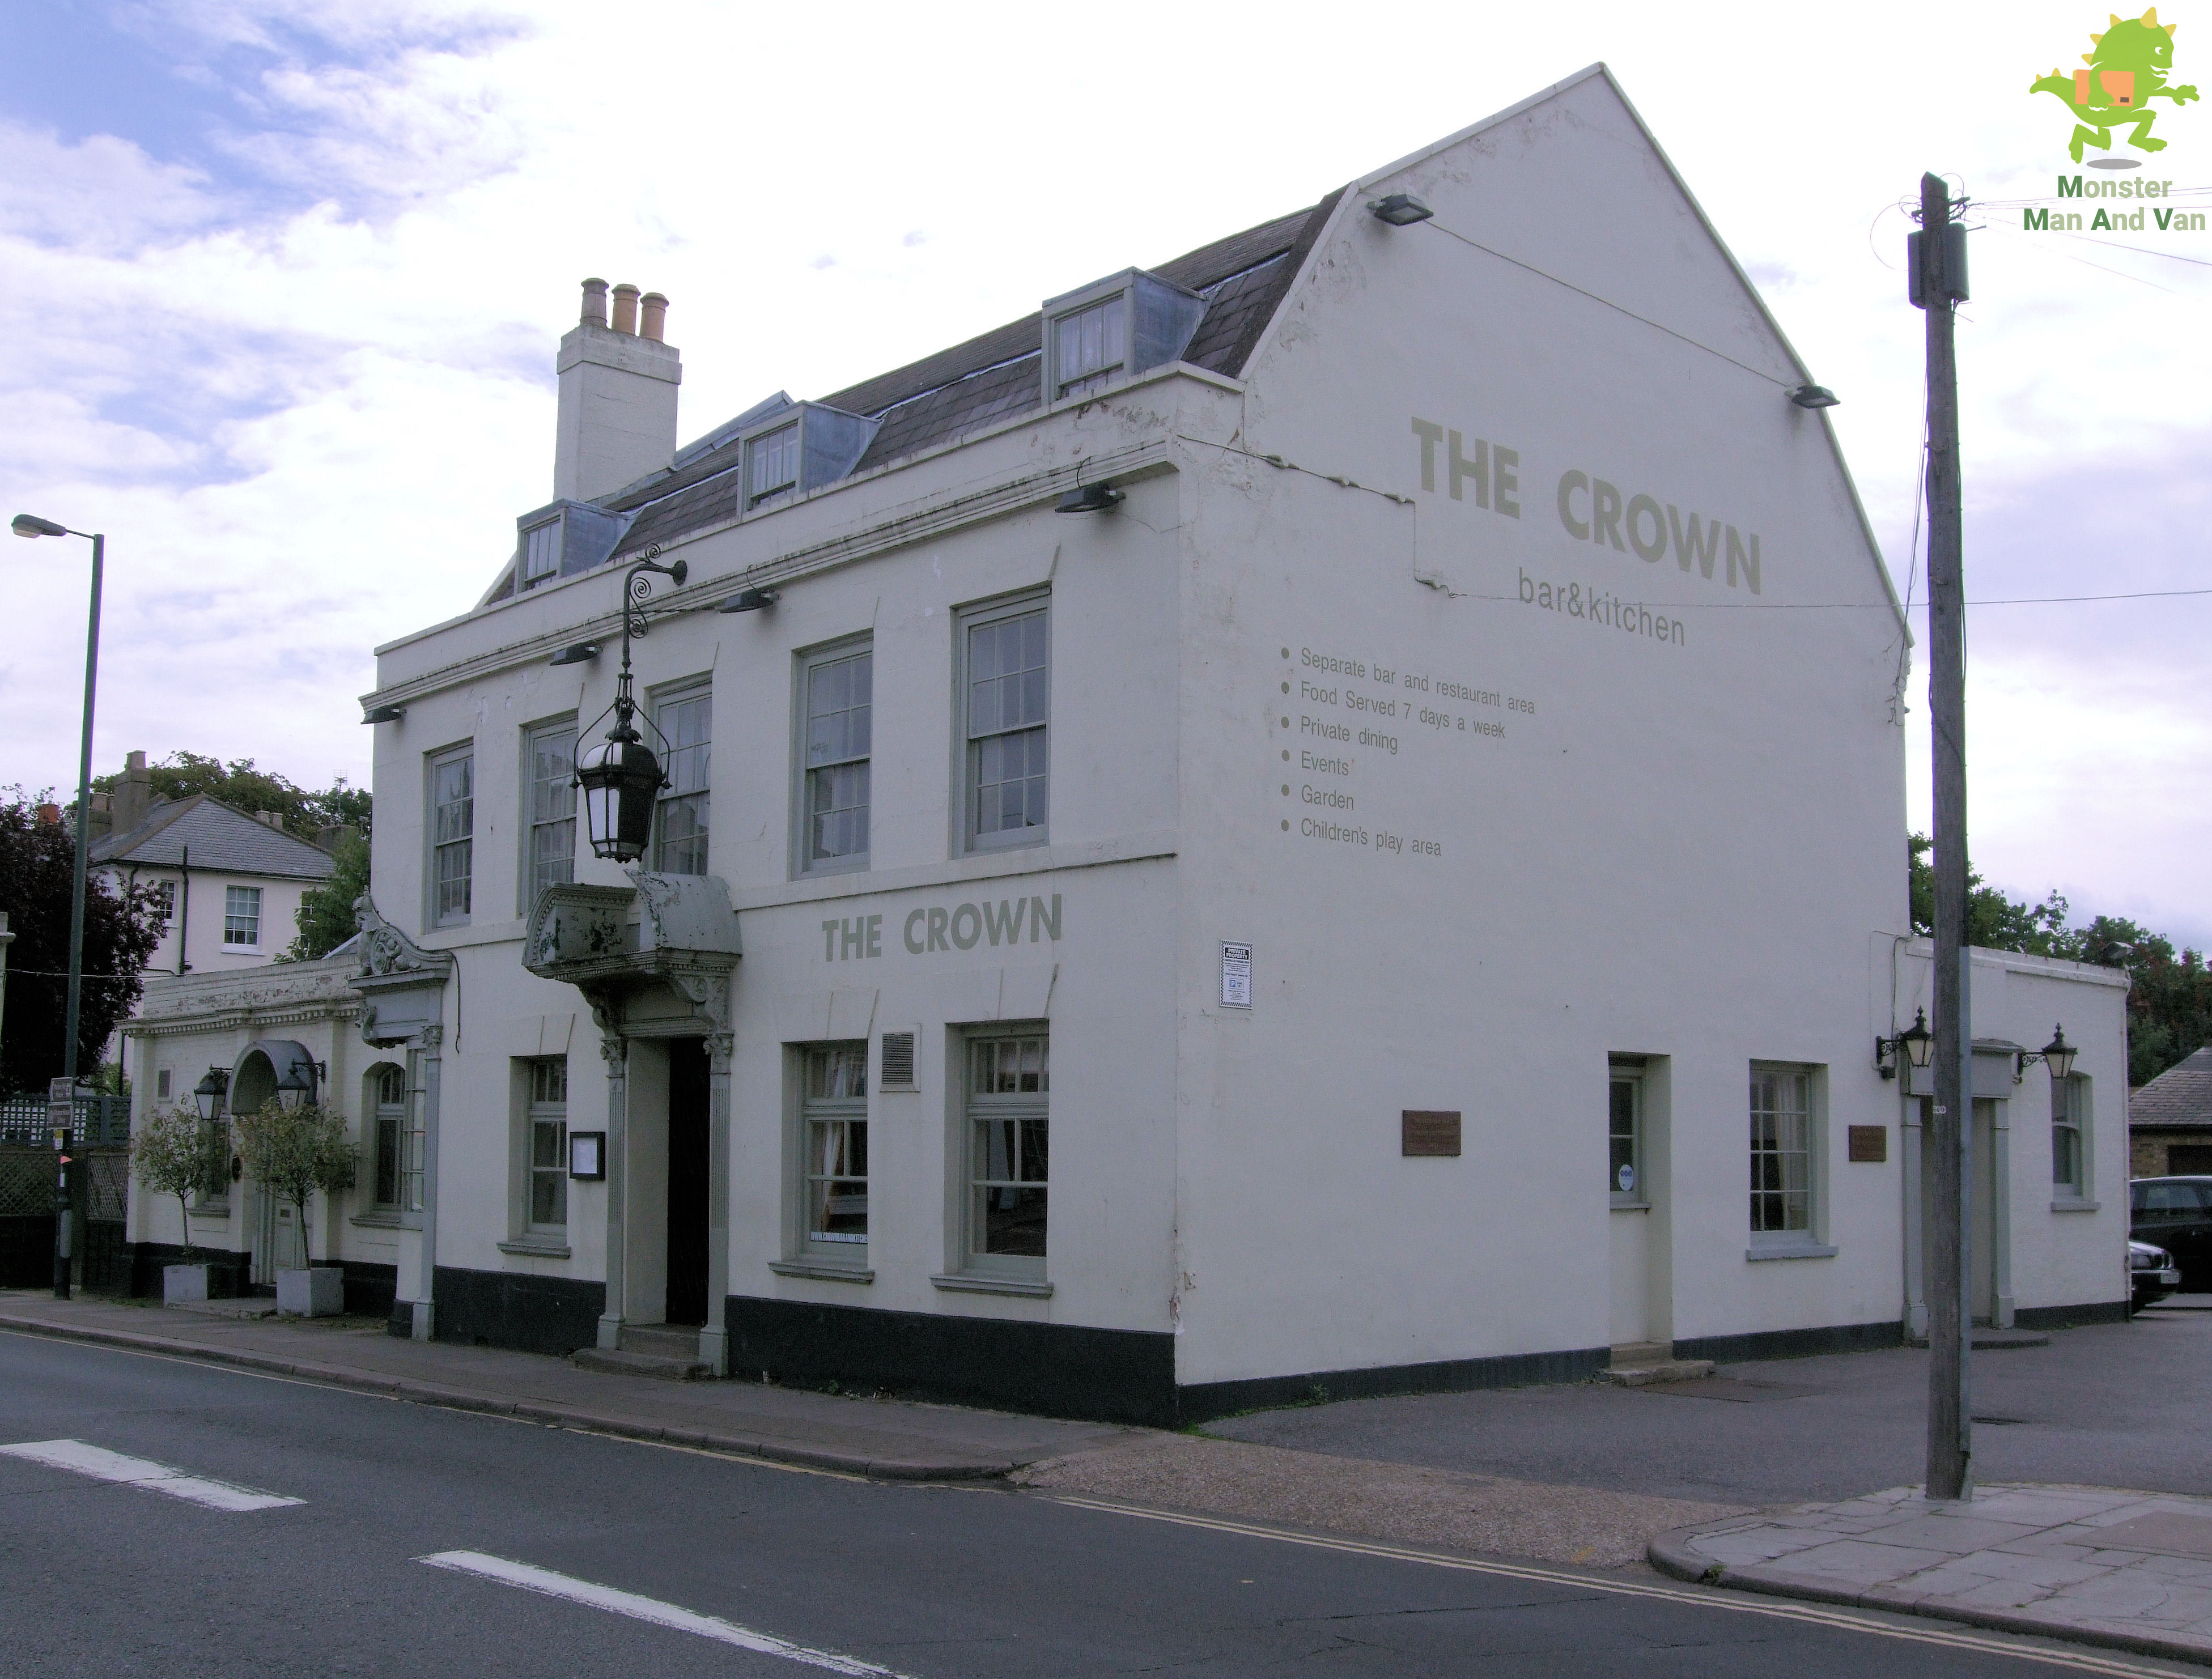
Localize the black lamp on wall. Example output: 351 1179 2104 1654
1875 1008 1936 1080
574 549 686 862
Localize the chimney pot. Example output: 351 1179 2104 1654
611 283 640 335
580 277 609 328
639 291 668 343
37 802 61 826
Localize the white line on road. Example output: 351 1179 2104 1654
1051 1496 2183 1679
0 1439 304 1512
418 1551 912 1677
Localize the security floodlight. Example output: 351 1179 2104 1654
549 641 601 666
1366 193 1433 226
717 586 779 613
1054 483 1124 515
1790 384 1840 409
362 704 405 724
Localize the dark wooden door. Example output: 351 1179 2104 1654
665 1038 710 1326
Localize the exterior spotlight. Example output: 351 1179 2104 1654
362 704 405 724
1054 483 1124 515
717 586 779 613
1876 1007 1935 1079
193 1066 229 1123
12 513 68 538
1366 193 1433 226
1790 384 1841 409
2019 1023 2077 1084
549 641 601 666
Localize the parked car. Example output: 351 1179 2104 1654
2129 1177 2212 1291
2131 1239 2183 1310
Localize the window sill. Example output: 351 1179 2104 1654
931 1271 1052 1299
498 1238 571 1259
350 1212 417 1230
1746 1242 1839 1262
188 1207 231 1221
1610 1200 1650 1213
769 1259 874 1284
2050 1198 2101 1213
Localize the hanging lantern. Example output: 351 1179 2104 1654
576 729 664 862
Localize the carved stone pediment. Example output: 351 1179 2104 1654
353 895 453 1048
524 873 740 1039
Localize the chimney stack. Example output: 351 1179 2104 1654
553 275 681 503
111 749 152 834
640 292 668 343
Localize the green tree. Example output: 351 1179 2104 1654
131 1104 227 1261
1908 834 2211 1085
0 790 165 1098
278 831 370 963
232 1098 357 1266
93 751 370 843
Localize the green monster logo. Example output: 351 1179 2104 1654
2031 7 2198 161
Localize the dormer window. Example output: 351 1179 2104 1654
1053 300 1127 400
1041 269 1206 407
746 422 801 509
520 518 561 588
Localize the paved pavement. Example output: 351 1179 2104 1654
1206 1300 2212 1506
1655 1484 2212 1666
3 1328 2180 1679
0 1291 1130 1479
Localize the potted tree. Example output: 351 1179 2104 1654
233 1096 358 1317
133 1104 231 1303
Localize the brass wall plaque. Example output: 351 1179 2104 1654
1848 1125 1888 1164
1402 1110 1462 1157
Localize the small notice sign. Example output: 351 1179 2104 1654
1402 1111 1462 1157
1848 1125 1888 1164
1220 942 1253 1009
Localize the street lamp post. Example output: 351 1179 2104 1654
14 512 106 1300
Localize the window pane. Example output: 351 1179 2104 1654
1749 1069 1811 1234
805 651 871 865
749 423 800 507
223 885 261 946
656 694 710 874
1609 1078 1637 1192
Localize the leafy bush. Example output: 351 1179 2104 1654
232 1099 357 1266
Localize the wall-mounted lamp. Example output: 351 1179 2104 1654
192 1066 230 1122
274 1056 326 1111
1875 1007 1935 1080
2016 1023 2077 1085
1790 384 1841 409
549 641 601 666
1054 483 1124 515
575 550 686 862
361 704 405 725
1366 193 1433 226
717 586 779 614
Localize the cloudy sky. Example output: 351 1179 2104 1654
1 1 2205 947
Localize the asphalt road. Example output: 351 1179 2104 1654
1213 1303 2212 1507
0 1329 2188 1679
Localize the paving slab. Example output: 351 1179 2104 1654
0 1291 1132 1480
1654 1482 2212 1665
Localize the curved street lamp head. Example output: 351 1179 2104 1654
12 513 68 538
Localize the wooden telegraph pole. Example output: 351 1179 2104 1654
1913 171 1972 1502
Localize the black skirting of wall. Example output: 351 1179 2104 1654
432 1265 605 1358
2015 1299 2130 1329
333 1259 398 1320
728 1295 1179 1427
0 1217 57 1289
1177 1345 1611 1425
726 1295 1610 1429
1673 1319 1905 1365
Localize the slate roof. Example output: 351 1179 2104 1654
600 193 1343 564
89 794 338 881
2133 1048 2212 1128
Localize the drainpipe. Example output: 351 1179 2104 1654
176 847 191 975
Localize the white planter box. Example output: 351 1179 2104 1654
276 1266 345 1317
164 1263 216 1304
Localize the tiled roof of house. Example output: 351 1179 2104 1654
89 794 338 881
604 194 1342 562
2133 1048 2212 1128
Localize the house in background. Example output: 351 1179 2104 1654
91 750 338 1008
2130 1049 2212 1177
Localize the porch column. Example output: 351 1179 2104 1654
1991 1101 2014 1329
701 1030 733 1374
596 1028 629 1351
1902 1096 1926 1340
410 1023 444 1341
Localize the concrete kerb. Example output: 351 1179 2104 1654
1648 1520 2212 1669
0 1312 1016 1483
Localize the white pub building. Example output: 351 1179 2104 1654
172 67 2129 1422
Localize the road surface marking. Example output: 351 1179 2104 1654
418 1550 912 1676
1051 1495 2179 1678
0 1439 303 1512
